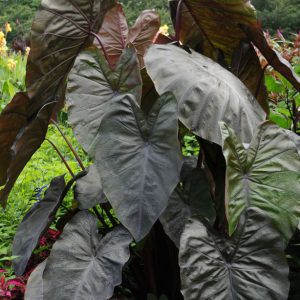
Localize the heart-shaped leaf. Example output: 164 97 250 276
24 259 47 300
0 92 29 186
67 46 142 157
74 165 106 209
98 5 160 68
0 102 56 206
95 92 182 241
221 121 300 242
145 44 266 146
169 0 256 61
161 162 215 248
43 211 132 300
26 0 115 117
128 9 160 67
12 176 66 276
179 208 289 299
98 3 129 67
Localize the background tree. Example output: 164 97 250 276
252 0 300 34
0 0 41 42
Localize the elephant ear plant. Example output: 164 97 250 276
0 0 300 299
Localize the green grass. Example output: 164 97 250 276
0 124 90 272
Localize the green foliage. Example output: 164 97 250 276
119 0 171 26
0 0 41 41
0 125 89 273
252 0 300 35
0 51 27 108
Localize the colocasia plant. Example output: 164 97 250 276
0 0 300 299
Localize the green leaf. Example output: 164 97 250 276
269 112 291 129
221 121 300 242
95 92 182 241
179 208 289 299
145 44 266 146
43 211 132 300
12 176 65 276
67 47 142 157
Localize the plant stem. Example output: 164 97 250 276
51 120 85 171
45 138 75 178
101 203 118 227
90 31 113 70
175 0 184 42
93 207 109 230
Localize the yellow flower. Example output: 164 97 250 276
7 58 17 70
5 22 12 33
159 24 169 36
25 46 30 56
0 31 7 54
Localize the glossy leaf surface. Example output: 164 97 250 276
221 121 300 241
26 0 115 117
43 211 132 300
13 176 66 276
145 44 266 146
74 165 106 209
96 93 182 241
179 208 289 300
67 46 142 157
0 92 29 186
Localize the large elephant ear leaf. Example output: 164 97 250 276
24 259 47 300
145 44 266 146
43 211 132 300
160 162 215 248
26 0 116 117
0 92 29 186
169 0 256 62
0 102 56 206
74 165 106 209
67 46 142 157
12 175 66 276
95 92 182 241
221 121 300 242
98 3 129 68
179 207 289 299
128 9 160 67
